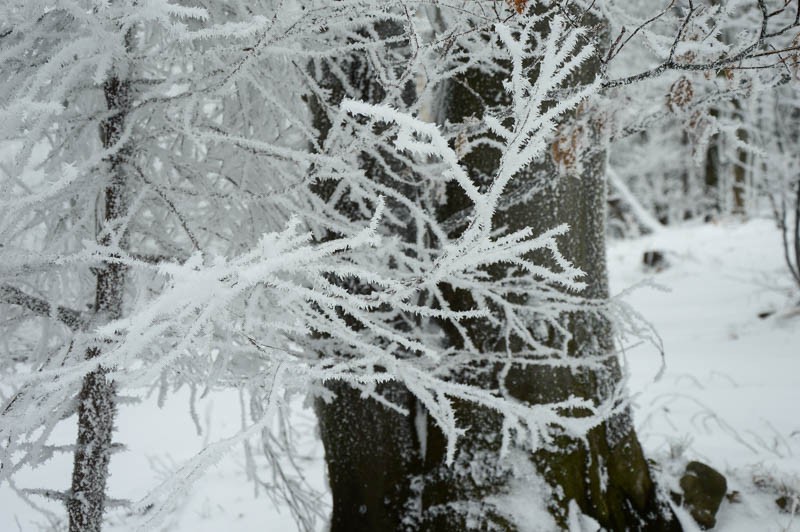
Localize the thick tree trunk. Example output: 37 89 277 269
310 22 423 532
507 164 677 530
314 6 679 531
67 76 130 532
419 10 680 531
316 382 423 532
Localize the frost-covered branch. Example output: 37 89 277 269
0 2 632 528
0 284 90 332
601 0 800 88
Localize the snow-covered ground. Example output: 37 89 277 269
2 217 799 531
610 217 800 532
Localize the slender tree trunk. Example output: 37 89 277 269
732 100 749 215
704 118 722 215
67 76 130 532
420 9 680 530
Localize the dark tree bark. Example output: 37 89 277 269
317 382 422 532
67 75 130 532
314 5 680 531
419 8 681 531
310 22 424 532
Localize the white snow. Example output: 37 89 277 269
610 217 800 532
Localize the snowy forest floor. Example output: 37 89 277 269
610 217 800 532
2 216 799 531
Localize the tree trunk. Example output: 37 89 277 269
67 76 130 532
420 9 680 531
310 22 424 532
313 6 680 531
316 382 423 532
508 164 677 530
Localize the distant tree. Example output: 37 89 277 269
605 0 800 230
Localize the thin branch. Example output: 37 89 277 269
0 284 91 331
604 0 677 66
129 252 188 265
757 0 770 40
667 1 696 64
602 0 800 89
128 162 201 251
